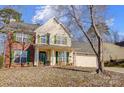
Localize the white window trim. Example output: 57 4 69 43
58 51 67 62
55 35 67 45
41 35 47 44
16 33 29 43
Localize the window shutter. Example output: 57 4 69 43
27 50 30 64
54 35 56 44
47 34 50 44
29 35 32 43
66 52 69 63
41 36 42 43
38 35 41 43
65 37 67 45
11 49 14 63
13 33 16 41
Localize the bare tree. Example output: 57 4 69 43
87 22 109 42
33 5 109 73
0 31 13 68
89 5 103 73
68 5 103 73
20 32 35 67
34 5 109 73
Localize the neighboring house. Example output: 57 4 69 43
1 21 39 67
103 43 124 62
34 18 73 66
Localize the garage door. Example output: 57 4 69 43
75 55 97 67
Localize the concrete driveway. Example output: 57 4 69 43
105 67 124 74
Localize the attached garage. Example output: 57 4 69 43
72 41 124 67
72 41 97 67
74 53 97 67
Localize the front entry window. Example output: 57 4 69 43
58 52 66 62
56 51 67 63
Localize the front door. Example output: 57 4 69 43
39 51 47 65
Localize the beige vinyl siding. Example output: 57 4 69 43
35 18 71 47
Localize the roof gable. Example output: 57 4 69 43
34 17 72 37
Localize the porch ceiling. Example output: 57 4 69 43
34 44 73 51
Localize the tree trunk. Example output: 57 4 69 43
8 33 13 68
96 37 103 73
89 5 103 73
70 5 103 73
21 36 25 67
8 44 11 68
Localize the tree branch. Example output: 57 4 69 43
70 5 99 57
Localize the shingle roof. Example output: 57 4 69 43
0 22 39 33
71 41 96 55
72 41 124 61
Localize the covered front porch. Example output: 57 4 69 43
34 44 73 66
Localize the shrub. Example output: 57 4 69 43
0 56 4 69
104 59 124 68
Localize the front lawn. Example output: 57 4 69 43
0 66 124 87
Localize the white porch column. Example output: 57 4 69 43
73 52 76 66
51 49 56 66
64 51 67 65
69 51 73 63
34 47 39 66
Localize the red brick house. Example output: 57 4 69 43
1 21 39 68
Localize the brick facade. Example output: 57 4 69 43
4 32 35 68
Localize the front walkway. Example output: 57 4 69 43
105 67 124 74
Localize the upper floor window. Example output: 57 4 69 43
23 34 29 43
41 35 47 44
16 33 22 42
55 35 67 45
16 33 29 43
39 34 50 44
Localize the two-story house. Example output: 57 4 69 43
2 17 98 68
2 17 124 68
34 18 73 66
2 21 39 67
